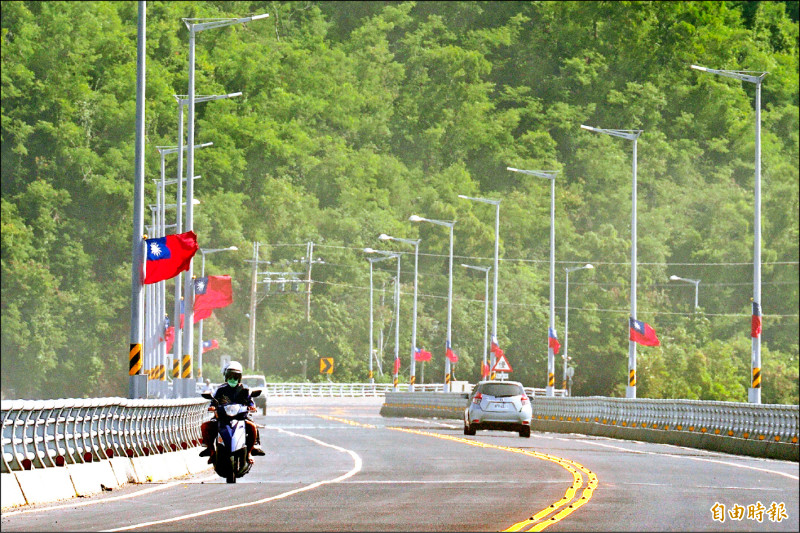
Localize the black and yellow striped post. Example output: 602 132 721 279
368 370 373 380
181 354 192 379
445 373 451 386
548 372 555 388
751 367 761 389
409 375 416 386
490 371 496 380
629 369 636 388
172 358 180 378
129 344 142 376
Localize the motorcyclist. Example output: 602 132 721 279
199 361 265 463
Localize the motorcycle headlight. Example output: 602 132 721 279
224 404 241 417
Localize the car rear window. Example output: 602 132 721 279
242 377 265 387
479 383 523 397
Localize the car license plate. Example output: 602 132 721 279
490 402 509 410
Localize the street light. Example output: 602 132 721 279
458 195 501 376
171 93 236 381
506 167 559 395
564 264 594 395
409 215 456 392
691 64 768 405
581 125 643 398
380 234 421 391
181 14 267 391
365 249 400 388
669 275 701 311
461 264 491 382
196 246 238 381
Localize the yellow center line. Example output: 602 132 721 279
315 415 597 532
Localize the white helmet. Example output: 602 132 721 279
224 361 243 383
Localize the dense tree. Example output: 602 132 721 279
2 1 797 404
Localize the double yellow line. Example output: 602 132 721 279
315 415 597 531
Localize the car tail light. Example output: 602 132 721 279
472 392 483 404
521 395 529 404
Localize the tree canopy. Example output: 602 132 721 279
2 1 798 404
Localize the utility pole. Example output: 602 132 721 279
248 242 259 370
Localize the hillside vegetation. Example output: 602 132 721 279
1 1 798 403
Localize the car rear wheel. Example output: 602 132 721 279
519 426 531 438
464 424 476 436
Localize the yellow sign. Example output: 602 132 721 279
320 357 334 374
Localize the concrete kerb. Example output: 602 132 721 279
67 460 119 497
0 473 27 510
1 447 211 512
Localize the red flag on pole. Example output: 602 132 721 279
202 339 219 353
194 275 233 311
548 327 561 354
143 231 198 284
751 302 762 338
393 357 401 375
629 317 660 346
414 347 432 362
445 341 458 363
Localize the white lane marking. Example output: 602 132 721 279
553 436 799 480
102 428 363 532
403 417 459 429
1 474 219 516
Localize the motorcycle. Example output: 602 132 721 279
201 390 262 483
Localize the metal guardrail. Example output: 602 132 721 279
381 393 799 450
1 397 207 473
259 382 566 397
262 382 444 397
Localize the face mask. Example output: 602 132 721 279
227 378 238 387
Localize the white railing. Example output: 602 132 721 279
1 397 208 473
262 382 444 397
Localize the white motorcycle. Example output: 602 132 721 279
201 390 262 483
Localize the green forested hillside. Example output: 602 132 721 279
2 1 798 403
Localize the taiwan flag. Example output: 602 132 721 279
751 302 762 338
490 336 505 358
414 347 432 362
393 357 401 375
629 317 660 346
445 340 458 363
548 327 561 354
161 326 175 354
202 339 219 353
194 275 233 311
179 300 212 328
143 231 198 285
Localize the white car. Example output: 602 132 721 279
464 380 532 438
241 374 267 412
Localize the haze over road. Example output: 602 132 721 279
2 397 797 532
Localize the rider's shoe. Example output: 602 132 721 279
250 446 266 456
199 447 213 457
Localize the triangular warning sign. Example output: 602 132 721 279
492 353 512 373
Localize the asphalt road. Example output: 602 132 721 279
2 397 798 532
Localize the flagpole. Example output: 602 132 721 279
129 0 147 399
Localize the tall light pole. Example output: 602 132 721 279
196 246 238 380
182 12 268 394
172 92 238 380
365 249 400 387
380 234 421 391
580 125 643 398
129 0 147 399
461 264 491 381
565 264 593 394
458 195 501 376
506 167 559 395
691 64 767 404
669 275 701 311
409 215 456 392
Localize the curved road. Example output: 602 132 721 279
2 398 797 532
